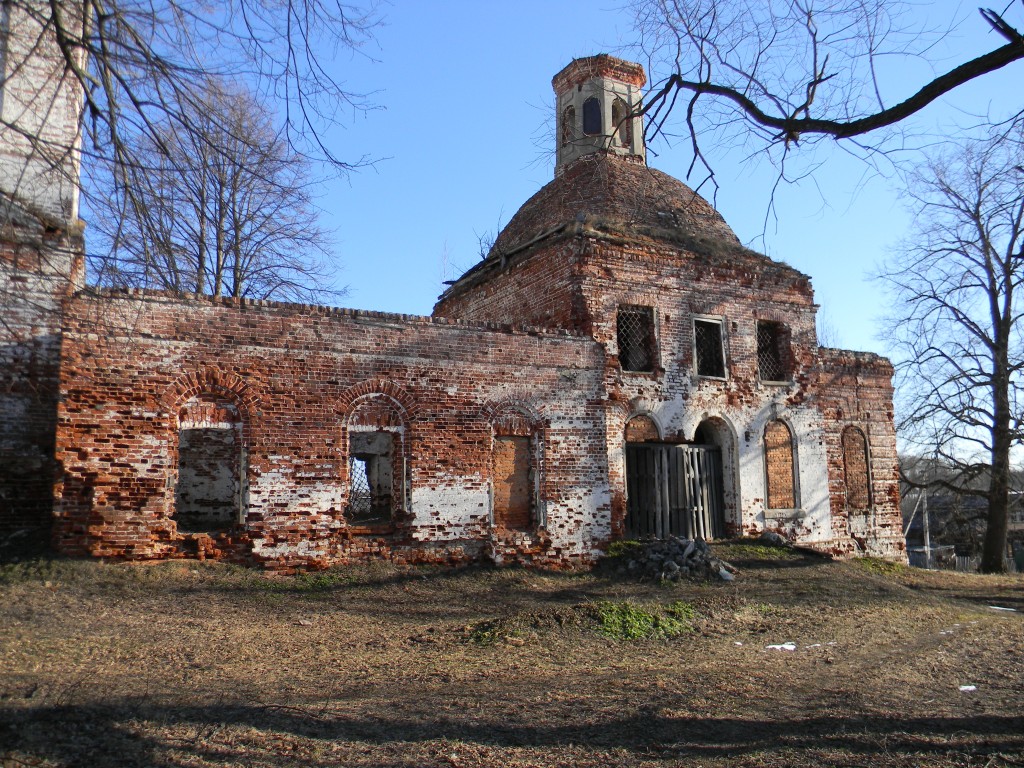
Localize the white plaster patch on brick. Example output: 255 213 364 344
249 470 344 516
545 485 612 554
409 481 491 540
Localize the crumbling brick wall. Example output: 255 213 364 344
813 348 904 558
0 208 84 541
53 291 609 570
433 191 901 558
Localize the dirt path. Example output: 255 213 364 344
1 546 1022 766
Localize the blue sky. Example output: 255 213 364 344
313 0 1023 357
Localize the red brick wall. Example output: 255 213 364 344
814 348 903 555
842 426 871 510
432 222 903 558
435 237 587 332
52 292 608 569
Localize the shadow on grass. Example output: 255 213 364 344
4 699 1023 766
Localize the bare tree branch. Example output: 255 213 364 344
633 0 1024 194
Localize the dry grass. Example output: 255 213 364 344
1 542 1022 767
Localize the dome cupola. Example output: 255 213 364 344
552 54 646 175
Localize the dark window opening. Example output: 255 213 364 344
582 97 601 136
764 420 796 509
561 105 576 146
175 425 240 532
347 430 397 526
611 97 631 147
694 318 726 378
617 305 657 373
493 436 533 531
757 321 790 381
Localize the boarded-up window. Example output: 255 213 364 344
617 305 656 372
625 414 660 443
348 430 396 526
493 436 532 530
764 420 796 509
842 426 871 510
582 97 601 135
175 398 242 532
611 97 632 146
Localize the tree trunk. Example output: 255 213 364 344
981 348 1012 573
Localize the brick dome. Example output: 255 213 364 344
490 154 741 258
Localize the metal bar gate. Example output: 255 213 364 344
625 443 726 540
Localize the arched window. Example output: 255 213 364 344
561 105 576 146
611 97 632 147
175 395 244 532
582 97 601 136
842 426 871 510
764 420 796 509
345 393 409 529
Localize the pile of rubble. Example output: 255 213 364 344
621 536 737 582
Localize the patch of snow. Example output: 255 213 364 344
989 606 1017 612
959 685 977 692
766 642 797 652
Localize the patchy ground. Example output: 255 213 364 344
1 542 1022 767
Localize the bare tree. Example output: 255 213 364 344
1 0 378 224
632 0 1024 190
879 120 1024 573
89 85 339 303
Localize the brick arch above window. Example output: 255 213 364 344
842 426 871 510
483 398 543 437
162 367 259 422
345 393 409 430
337 379 416 427
764 419 797 509
178 395 242 428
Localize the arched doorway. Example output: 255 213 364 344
624 417 727 540
685 420 727 539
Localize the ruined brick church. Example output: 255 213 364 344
1 6 905 569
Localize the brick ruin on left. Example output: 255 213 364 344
1 9 906 569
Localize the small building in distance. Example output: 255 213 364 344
0 14 905 569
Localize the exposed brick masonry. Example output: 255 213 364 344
53 292 608 569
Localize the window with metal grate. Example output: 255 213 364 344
348 457 372 516
347 430 395 526
617 306 656 372
694 318 726 378
757 321 788 381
